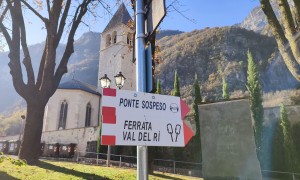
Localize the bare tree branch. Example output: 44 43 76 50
166 0 196 24
46 0 51 18
36 44 47 90
55 0 71 48
50 0 63 32
0 4 8 22
16 0 35 86
0 22 12 48
260 0 300 81
0 1 11 47
7 0 27 97
277 0 300 62
53 0 92 93
19 0 47 23
293 0 300 27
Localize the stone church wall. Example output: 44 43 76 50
41 126 100 155
43 89 100 132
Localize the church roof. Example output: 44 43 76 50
58 79 100 96
102 3 132 33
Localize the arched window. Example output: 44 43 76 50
127 33 133 45
85 103 92 127
112 31 117 44
58 100 68 130
106 34 111 47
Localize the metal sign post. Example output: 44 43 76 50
135 0 148 179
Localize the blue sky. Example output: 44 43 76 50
160 0 259 31
24 0 260 46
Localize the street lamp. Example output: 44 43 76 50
100 72 126 89
114 72 126 89
99 74 111 88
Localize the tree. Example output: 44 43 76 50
191 74 202 162
292 122 300 169
172 71 180 97
222 76 229 100
246 50 264 163
171 71 183 160
0 0 109 164
193 74 201 137
280 104 299 172
156 79 161 94
271 120 287 172
259 0 300 81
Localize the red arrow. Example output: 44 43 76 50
183 121 194 145
180 99 190 119
180 98 194 145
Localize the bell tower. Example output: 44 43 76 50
98 3 136 91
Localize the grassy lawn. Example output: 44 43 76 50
0 159 202 180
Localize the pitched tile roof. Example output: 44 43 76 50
58 79 100 96
102 3 132 33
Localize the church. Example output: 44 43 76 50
41 3 136 155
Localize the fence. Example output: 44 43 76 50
262 170 300 180
75 151 201 177
57 151 300 179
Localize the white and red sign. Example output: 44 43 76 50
100 88 194 147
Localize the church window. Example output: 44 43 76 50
106 34 111 47
127 33 133 45
85 103 92 127
112 31 117 43
58 100 68 130
86 141 97 153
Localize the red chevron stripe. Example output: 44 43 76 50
102 106 116 124
101 135 116 145
103 88 116 97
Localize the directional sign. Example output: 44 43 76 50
145 0 166 42
100 88 194 147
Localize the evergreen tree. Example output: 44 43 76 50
156 79 161 94
222 76 229 100
172 71 181 97
246 50 264 164
191 74 202 162
271 121 287 172
280 104 299 172
172 71 183 160
292 122 300 171
193 74 202 137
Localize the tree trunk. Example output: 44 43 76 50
18 100 46 164
260 0 300 81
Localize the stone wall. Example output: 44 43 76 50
0 135 19 141
41 126 100 155
199 99 262 179
43 89 100 132
264 105 300 126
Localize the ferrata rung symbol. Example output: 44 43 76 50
167 123 181 142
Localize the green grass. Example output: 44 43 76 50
0 159 202 180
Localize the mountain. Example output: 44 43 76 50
156 30 184 40
0 31 101 113
239 0 294 36
155 26 299 102
0 23 299 115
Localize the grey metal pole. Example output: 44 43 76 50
173 160 176 174
135 0 148 179
293 174 295 180
107 145 111 167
